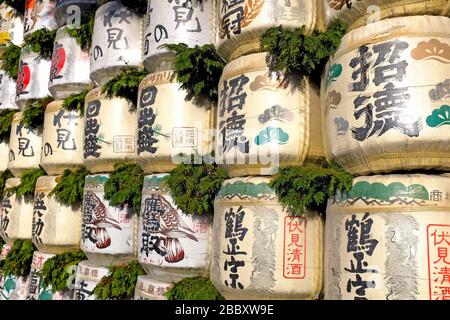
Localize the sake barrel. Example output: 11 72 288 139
325 174 450 300
216 0 317 61
134 275 170 300
324 0 450 31
73 260 109 300
0 70 20 110
0 140 9 172
26 251 73 300
23 0 57 38
32 176 82 253
143 0 214 72
0 3 24 51
48 27 92 100
138 174 212 282
89 1 143 86
0 178 34 245
15 47 52 109
83 88 138 173
81 174 138 267
8 112 43 178
41 101 84 175
216 52 323 177
211 177 323 300
323 16 450 175
136 71 214 173
0 274 30 300
54 0 97 27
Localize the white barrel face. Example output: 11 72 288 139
325 174 450 300
73 260 110 300
89 1 143 86
48 27 92 100
41 101 84 175
138 174 212 282
322 16 450 175
136 71 214 173
0 274 30 300
0 70 20 111
81 174 137 267
8 112 43 178
143 0 214 72
211 177 324 300
216 52 323 177
0 141 9 173
0 4 24 49
134 275 170 300
23 0 58 38
83 88 138 173
215 0 317 61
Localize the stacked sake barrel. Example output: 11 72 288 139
210 1 325 300
133 0 216 299
73 0 142 300
322 7 450 300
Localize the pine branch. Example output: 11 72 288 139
25 28 58 59
0 240 36 278
0 43 22 79
0 109 16 141
20 97 53 129
10 168 46 197
50 167 91 206
0 169 13 196
165 276 224 300
64 15 95 50
62 90 89 115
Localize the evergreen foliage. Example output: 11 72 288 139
269 162 353 216
0 43 21 79
0 169 13 196
50 167 91 206
160 43 226 102
101 68 147 108
65 16 95 50
260 20 346 85
41 250 87 293
93 261 145 300
20 97 53 129
0 110 16 141
165 159 229 215
165 276 224 300
10 168 46 197
62 90 89 115
0 240 36 278
25 28 58 59
104 163 144 215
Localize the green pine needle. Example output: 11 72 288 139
0 0 25 14
93 261 145 300
165 276 224 300
0 109 16 141
101 68 147 109
160 43 225 102
0 240 36 278
10 168 46 197
62 90 89 115
24 28 58 59
65 16 95 50
0 43 21 79
20 97 53 129
260 20 346 85
0 169 13 196
104 163 144 215
165 159 229 216
50 167 91 206
41 250 87 293
269 162 353 216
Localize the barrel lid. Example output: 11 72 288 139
143 174 169 190
216 177 277 201
12 112 23 123
333 174 450 211
136 275 171 288
5 177 20 189
140 70 175 88
221 52 269 81
35 175 60 191
45 100 64 113
84 174 109 187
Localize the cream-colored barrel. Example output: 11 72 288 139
41 101 84 175
32 176 82 254
138 174 212 282
73 260 110 300
0 244 11 262
143 0 215 72
0 70 20 111
324 0 450 31
322 16 450 175
0 178 34 245
48 27 92 99
23 0 57 38
136 71 214 173
26 251 73 300
83 88 137 173
15 47 52 109
54 0 97 28
0 141 9 172
7 112 43 178
0 4 24 51
89 1 143 86
216 52 323 178
134 275 170 300
81 174 138 267
325 174 450 300
215 0 317 61
0 274 30 300
211 177 323 300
